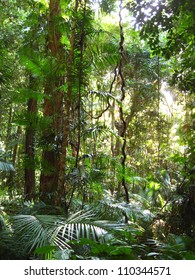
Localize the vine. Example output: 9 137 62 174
118 0 129 204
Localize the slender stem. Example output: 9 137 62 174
118 0 129 204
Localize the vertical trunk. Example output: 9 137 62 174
56 0 79 209
40 83 58 203
7 126 22 196
157 56 161 164
40 0 64 204
12 127 22 165
1 105 13 188
110 100 116 157
24 79 38 200
75 0 86 168
6 106 13 149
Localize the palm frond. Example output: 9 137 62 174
0 161 15 172
53 222 106 248
89 90 122 106
20 53 45 78
96 197 153 227
84 124 111 140
11 208 129 254
12 214 58 252
89 37 119 69
19 47 55 80
52 210 109 248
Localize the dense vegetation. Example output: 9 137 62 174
0 0 195 260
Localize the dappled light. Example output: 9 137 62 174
0 0 195 260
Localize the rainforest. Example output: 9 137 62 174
0 0 195 260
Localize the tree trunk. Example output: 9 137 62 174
40 0 64 204
7 126 22 196
39 83 58 204
55 0 79 209
24 88 37 200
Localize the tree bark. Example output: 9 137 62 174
55 0 79 209
40 0 64 204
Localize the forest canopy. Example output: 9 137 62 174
0 0 195 260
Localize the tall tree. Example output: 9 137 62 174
21 3 46 200
40 0 65 204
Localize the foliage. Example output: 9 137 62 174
0 0 194 260
132 0 195 92
1 198 195 260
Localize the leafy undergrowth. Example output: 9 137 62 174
0 194 195 260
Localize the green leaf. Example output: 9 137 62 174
109 246 132 256
60 35 70 48
34 245 57 255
